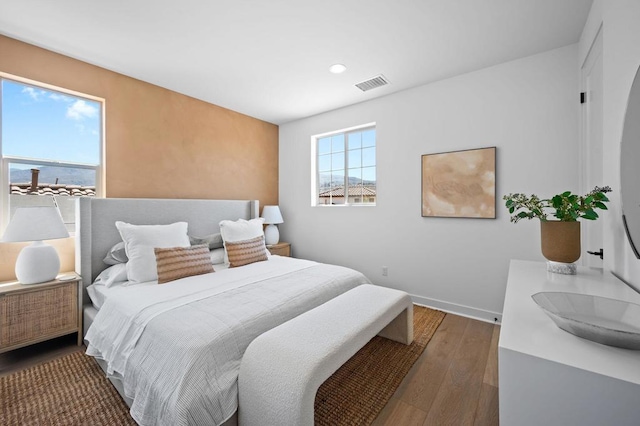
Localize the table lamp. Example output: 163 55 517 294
1 206 70 284
261 205 284 246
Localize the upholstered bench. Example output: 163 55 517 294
238 284 413 426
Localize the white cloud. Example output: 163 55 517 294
50 93 73 103
22 87 46 101
66 100 98 120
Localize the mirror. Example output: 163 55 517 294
620 65 640 258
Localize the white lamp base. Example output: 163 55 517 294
15 241 61 284
264 224 280 246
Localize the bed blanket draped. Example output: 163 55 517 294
85 257 369 426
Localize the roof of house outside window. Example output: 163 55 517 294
10 182 96 197
318 185 376 198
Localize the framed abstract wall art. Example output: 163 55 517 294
421 147 496 218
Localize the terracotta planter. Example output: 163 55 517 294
540 221 581 263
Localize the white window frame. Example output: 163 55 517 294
0 72 106 230
311 122 376 207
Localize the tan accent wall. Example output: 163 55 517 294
0 35 279 282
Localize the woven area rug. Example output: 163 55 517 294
315 305 445 425
0 305 444 426
0 349 135 426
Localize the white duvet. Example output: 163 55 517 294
85 256 369 426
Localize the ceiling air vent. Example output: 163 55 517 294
355 74 389 92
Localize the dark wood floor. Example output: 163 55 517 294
1 314 500 425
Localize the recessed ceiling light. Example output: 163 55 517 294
329 64 347 74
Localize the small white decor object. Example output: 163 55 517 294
57 274 77 281
1 207 70 284
261 205 284 246
532 291 640 350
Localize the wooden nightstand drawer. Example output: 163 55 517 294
268 242 291 257
0 279 79 352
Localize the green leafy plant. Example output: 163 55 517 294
504 186 611 223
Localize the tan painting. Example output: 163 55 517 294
421 147 496 218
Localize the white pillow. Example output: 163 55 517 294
116 221 190 283
209 248 225 265
93 263 128 287
219 218 267 266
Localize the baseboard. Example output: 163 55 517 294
410 294 502 324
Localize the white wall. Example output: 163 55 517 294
279 45 579 321
581 0 640 290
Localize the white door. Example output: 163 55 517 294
580 27 604 267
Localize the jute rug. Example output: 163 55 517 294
0 348 136 426
315 305 445 425
0 305 444 426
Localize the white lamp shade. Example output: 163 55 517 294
2 207 69 243
261 206 283 225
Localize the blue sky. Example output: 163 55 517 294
2 79 101 169
317 129 376 185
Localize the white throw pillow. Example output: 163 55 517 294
219 218 267 266
116 221 190 283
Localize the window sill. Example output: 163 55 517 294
312 204 376 207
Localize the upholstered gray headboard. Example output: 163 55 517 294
75 198 258 303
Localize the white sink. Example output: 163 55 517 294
531 292 640 350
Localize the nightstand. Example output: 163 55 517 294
267 242 291 257
0 273 82 353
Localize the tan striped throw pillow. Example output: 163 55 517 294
225 235 269 268
154 244 214 284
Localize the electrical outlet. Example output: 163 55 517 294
382 266 388 276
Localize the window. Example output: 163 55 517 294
0 73 104 231
313 124 376 206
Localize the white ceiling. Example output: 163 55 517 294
0 0 592 125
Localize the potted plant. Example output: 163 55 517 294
503 186 611 263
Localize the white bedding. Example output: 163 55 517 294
86 264 229 309
85 256 369 426
86 282 119 309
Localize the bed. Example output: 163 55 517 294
76 197 371 426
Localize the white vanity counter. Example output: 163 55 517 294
499 260 640 426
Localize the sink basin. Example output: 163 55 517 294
531 292 640 350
